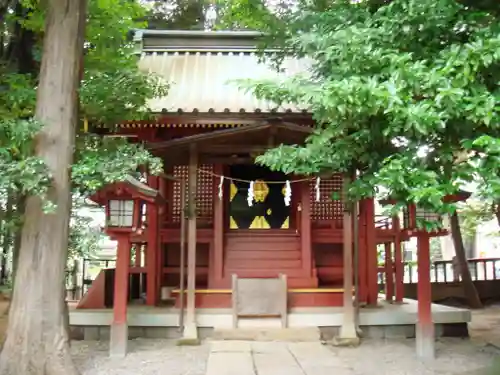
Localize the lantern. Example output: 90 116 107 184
108 199 139 229
90 175 165 236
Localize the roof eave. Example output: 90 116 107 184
136 29 265 39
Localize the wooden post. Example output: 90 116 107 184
181 145 199 343
212 163 224 287
384 242 394 302
393 216 404 303
110 235 131 358
300 181 312 276
146 175 160 306
358 200 368 304
336 176 358 344
416 233 434 359
365 198 378 305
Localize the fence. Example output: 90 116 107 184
403 257 500 284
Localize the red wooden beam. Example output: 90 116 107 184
109 235 131 358
146 175 160 306
416 234 435 359
365 198 378 306
393 216 405 303
357 201 368 304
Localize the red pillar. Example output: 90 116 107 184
358 201 368 304
365 198 378 305
300 181 312 278
384 242 394 302
416 233 434 359
146 175 160 306
110 235 131 357
393 216 404 303
212 164 224 288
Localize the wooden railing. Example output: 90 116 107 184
402 257 500 284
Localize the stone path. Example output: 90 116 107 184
206 341 354 375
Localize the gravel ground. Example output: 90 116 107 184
71 337 499 375
333 338 499 375
72 339 210 375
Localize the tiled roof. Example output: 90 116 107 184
137 30 311 114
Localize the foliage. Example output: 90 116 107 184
73 135 162 194
0 0 166 207
223 0 500 228
461 200 498 238
0 0 166 280
143 0 208 30
68 196 103 262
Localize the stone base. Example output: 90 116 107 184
72 322 468 343
331 336 361 347
109 322 128 358
176 337 201 346
416 322 435 360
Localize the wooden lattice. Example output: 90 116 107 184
310 174 344 221
171 164 214 223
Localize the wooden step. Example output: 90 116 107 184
226 259 302 270
223 269 306 279
226 250 301 260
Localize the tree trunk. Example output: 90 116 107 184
495 201 500 228
10 193 25 287
450 211 482 309
0 1 86 374
0 193 13 284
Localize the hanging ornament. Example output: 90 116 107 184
284 180 292 206
315 177 321 202
247 181 255 206
218 176 224 200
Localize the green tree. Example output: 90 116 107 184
222 0 500 306
0 0 167 373
0 1 88 373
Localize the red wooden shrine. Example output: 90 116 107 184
77 31 468 337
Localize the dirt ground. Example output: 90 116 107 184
0 299 9 342
469 304 500 347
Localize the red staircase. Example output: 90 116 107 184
222 231 318 288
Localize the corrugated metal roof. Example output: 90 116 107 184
139 51 311 114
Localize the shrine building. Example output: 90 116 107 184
73 29 471 359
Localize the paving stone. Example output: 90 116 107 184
253 352 304 375
288 342 355 374
251 341 289 354
210 340 252 353
205 352 254 375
